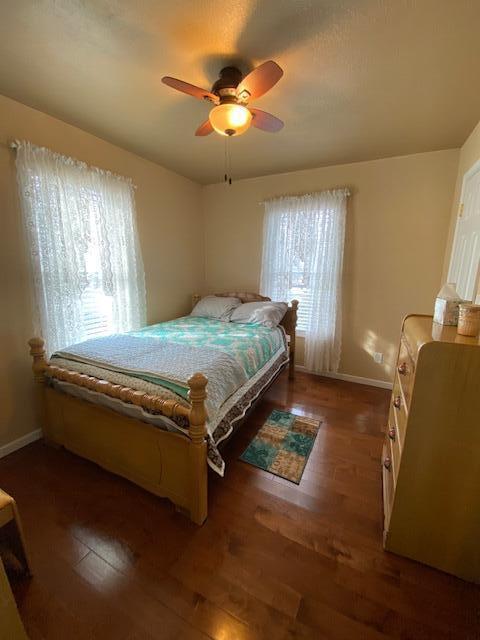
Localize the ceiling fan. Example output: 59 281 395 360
161 61 284 137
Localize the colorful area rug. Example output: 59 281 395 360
240 409 321 484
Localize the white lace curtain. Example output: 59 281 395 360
16 141 146 355
260 189 349 373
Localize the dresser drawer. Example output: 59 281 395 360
397 336 415 409
386 409 402 474
384 428 399 483
388 397 405 451
382 441 395 533
391 377 407 446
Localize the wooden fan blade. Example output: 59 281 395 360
195 120 214 136
162 76 218 103
250 108 284 133
236 61 283 102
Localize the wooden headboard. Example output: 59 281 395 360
192 292 298 379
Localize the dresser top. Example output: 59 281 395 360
403 315 480 356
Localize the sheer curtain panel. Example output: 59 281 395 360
16 141 146 355
260 190 349 373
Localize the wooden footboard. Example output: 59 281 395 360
28 338 208 525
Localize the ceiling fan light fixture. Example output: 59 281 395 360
209 103 252 136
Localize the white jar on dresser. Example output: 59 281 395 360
382 314 480 584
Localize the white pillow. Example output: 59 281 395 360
191 295 241 321
231 301 288 328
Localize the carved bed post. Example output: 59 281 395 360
28 337 48 432
187 372 208 525
289 300 299 380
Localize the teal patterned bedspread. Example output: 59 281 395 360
130 316 285 379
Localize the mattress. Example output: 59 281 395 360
50 316 289 475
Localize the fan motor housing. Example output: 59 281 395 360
211 66 243 96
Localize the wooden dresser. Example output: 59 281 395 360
383 314 480 583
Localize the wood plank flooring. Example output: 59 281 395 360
1 371 479 639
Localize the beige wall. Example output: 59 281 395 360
202 150 459 382
0 94 203 449
442 120 480 280
0 90 465 450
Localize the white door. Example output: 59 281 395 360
448 160 480 303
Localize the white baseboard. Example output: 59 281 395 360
295 366 393 390
0 429 42 460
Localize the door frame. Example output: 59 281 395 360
447 157 480 302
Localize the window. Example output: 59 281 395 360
273 247 319 334
80 235 115 339
16 141 146 355
260 190 348 373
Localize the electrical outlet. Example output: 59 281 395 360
373 352 383 364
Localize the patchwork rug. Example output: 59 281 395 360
240 409 321 483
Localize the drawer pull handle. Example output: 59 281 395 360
388 427 396 441
383 457 392 471
393 396 401 410
398 362 408 376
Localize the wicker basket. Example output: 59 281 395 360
457 304 480 337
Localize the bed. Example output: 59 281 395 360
28 293 298 524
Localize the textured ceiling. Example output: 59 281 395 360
0 1 479 184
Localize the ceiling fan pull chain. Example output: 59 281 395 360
223 136 233 185
224 137 228 182
228 137 232 185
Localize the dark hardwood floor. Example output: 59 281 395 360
1 371 479 639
